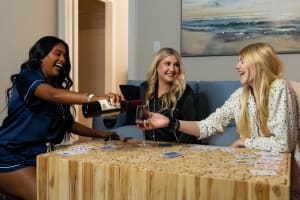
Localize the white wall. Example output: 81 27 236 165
129 0 300 82
0 0 57 123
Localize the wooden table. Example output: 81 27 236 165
37 139 291 200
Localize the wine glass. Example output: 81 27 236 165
136 105 149 146
102 115 117 145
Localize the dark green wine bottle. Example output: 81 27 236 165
82 99 142 118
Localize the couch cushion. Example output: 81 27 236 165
127 80 143 86
201 126 239 146
198 81 241 126
197 81 241 112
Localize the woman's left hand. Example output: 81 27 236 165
230 138 246 148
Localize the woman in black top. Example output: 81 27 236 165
139 48 200 144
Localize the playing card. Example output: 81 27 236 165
56 150 78 156
254 162 279 170
190 145 218 151
235 153 256 159
232 160 255 165
250 169 277 176
100 144 116 150
56 144 96 156
160 151 182 158
218 146 235 152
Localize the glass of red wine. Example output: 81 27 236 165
103 115 117 144
136 105 149 146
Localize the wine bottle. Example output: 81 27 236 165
82 99 143 118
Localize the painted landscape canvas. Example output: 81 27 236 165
181 0 300 56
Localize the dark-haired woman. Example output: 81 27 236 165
0 36 120 200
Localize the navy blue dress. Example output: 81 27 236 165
0 68 74 172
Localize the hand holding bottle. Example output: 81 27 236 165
82 98 143 118
88 92 122 105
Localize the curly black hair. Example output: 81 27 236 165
6 36 73 103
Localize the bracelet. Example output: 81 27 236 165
168 117 180 132
88 94 95 102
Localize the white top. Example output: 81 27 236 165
197 79 300 193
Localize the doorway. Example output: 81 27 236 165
78 0 105 96
77 0 106 140
60 0 128 141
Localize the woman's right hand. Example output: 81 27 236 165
89 92 123 104
138 112 170 130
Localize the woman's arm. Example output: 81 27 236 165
178 120 202 137
70 121 115 138
143 112 201 138
34 83 121 104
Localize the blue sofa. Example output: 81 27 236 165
93 80 242 146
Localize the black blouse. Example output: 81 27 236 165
140 82 201 144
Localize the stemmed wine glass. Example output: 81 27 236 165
136 105 149 146
102 115 117 146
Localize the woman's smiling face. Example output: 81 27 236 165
40 43 66 82
156 55 180 85
235 56 255 87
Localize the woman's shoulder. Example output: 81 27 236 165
19 67 43 78
271 79 289 90
16 68 45 86
272 78 286 85
184 83 194 93
140 81 148 88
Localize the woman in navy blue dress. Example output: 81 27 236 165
0 36 120 200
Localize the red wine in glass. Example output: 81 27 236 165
103 117 117 129
136 105 149 146
103 116 117 143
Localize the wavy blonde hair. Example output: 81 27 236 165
145 48 186 115
237 43 284 138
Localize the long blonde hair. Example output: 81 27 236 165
237 43 284 138
145 48 186 115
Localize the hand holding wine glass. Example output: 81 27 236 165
136 105 149 146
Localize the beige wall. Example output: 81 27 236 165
0 0 56 123
129 0 300 82
78 0 105 95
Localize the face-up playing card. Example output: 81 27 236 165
250 169 277 176
235 153 256 159
56 144 96 156
232 160 255 166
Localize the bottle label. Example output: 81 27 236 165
98 99 121 116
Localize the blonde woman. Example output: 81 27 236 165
139 47 201 143
141 43 300 198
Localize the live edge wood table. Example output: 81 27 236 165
37 139 291 200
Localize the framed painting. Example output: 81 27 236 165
181 0 300 56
